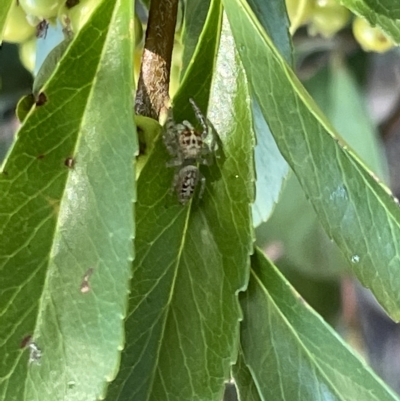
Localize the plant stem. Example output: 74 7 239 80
135 0 179 121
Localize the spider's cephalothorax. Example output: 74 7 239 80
177 122 204 160
173 164 205 205
163 98 216 167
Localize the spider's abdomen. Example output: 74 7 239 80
175 165 200 204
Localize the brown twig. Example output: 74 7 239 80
135 0 179 121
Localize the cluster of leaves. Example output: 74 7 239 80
1 0 400 400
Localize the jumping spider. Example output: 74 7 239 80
163 98 217 167
163 99 217 204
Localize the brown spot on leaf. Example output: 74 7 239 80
20 335 32 348
64 157 75 168
36 92 47 106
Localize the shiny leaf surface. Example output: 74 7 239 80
105 11 254 401
235 248 400 401
0 1 136 399
224 0 400 320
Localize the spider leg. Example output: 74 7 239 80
164 107 176 138
163 107 181 157
208 124 219 154
189 98 208 139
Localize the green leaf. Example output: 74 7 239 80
0 0 12 44
33 38 72 95
223 0 400 321
252 99 289 227
183 0 290 228
180 0 212 78
305 58 388 181
339 0 400 44
232 350 262 401
257 173 344 278
105 12 254 401
248 0 291 227
234 248 400 401
0 0 136 399
16 93 35 123
34 23 65 76
177 0 221 112
246 0 292 64
259 59 388 278
361 0 400 20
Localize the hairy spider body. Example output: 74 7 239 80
163 98 217 204
173 165 205 205
163 98 217 166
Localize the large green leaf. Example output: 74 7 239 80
105 11 254 401
258 59 388 277
339 0 400 44
234 248 400 401
223 0 400 321
0 0 13 44
183 0 289 228
0 1 136 400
